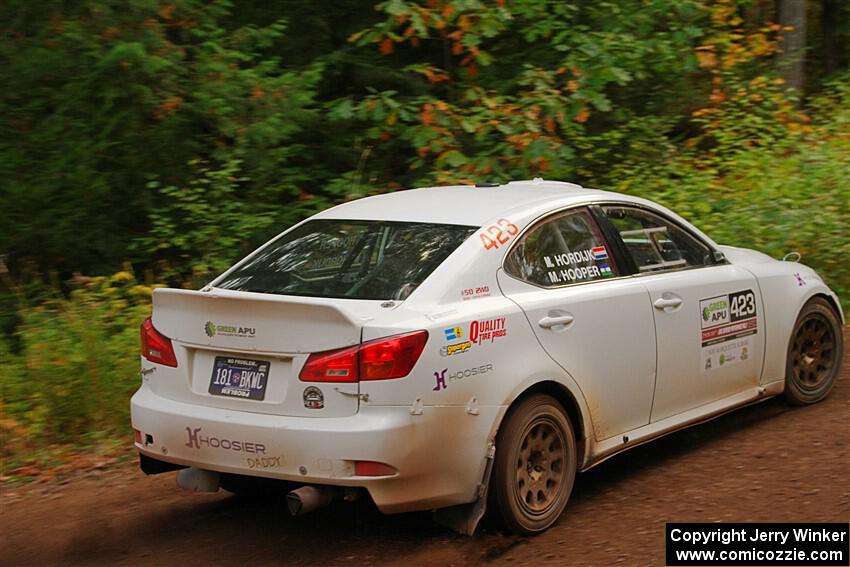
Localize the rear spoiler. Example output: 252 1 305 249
151 288 364 353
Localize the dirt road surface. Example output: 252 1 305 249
2 334 848 566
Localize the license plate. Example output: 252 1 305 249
209 357 270 401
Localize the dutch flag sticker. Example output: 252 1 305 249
591 246 609 260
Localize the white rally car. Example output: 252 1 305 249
131 179 843 534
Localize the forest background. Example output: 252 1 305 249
1 0 848 479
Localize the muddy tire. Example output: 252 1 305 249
784 297 843 405
491 394 577 535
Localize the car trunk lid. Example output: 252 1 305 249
149 288 377 417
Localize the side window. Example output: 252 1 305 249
505 209 620 287
602 206 713 273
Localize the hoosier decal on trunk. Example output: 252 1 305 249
699 289 758 372
185 427 266 454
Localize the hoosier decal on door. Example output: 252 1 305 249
699 289 758 372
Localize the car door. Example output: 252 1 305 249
497 207 657 442
599 205 765 423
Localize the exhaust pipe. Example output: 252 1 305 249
286 486 338 516
176 467 220 493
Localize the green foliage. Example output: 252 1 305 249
134 159 276 283
334 0 707 186
1 273 152 450
608 74 850 311
0 0 324 276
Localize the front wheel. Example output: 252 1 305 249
784 297 843 405
491 394 577 535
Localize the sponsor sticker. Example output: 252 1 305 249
184 426 266 454
470 317 507 345
444 326 463 341
433 368 447 391
700 295 730 329
433 364 494 391
701 337 752 372
439 318 508 355
440 340 473 357
699 289 758 371
205 321 256 339
461 285 491 300
303 386 324 409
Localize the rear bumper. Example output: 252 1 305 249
130 386 499 513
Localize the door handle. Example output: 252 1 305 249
654 297 683 310
539 314 575 329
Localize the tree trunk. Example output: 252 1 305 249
821 0 839 76
776 0 807 95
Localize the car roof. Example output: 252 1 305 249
315 179 624 226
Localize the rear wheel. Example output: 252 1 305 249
491 394 577 535
784 297 843 405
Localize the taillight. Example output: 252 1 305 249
298 344 359 383
140 317 178 367
359 331 428 381
299 330 428 383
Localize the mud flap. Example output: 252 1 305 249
432 441 495 536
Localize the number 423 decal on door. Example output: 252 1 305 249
479 218 519 250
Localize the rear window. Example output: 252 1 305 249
215 219 477 300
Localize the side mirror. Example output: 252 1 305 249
713 250 726 264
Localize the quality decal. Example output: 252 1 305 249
440 317 508 356
470 317 506 344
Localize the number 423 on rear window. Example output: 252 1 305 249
480 218 519 251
